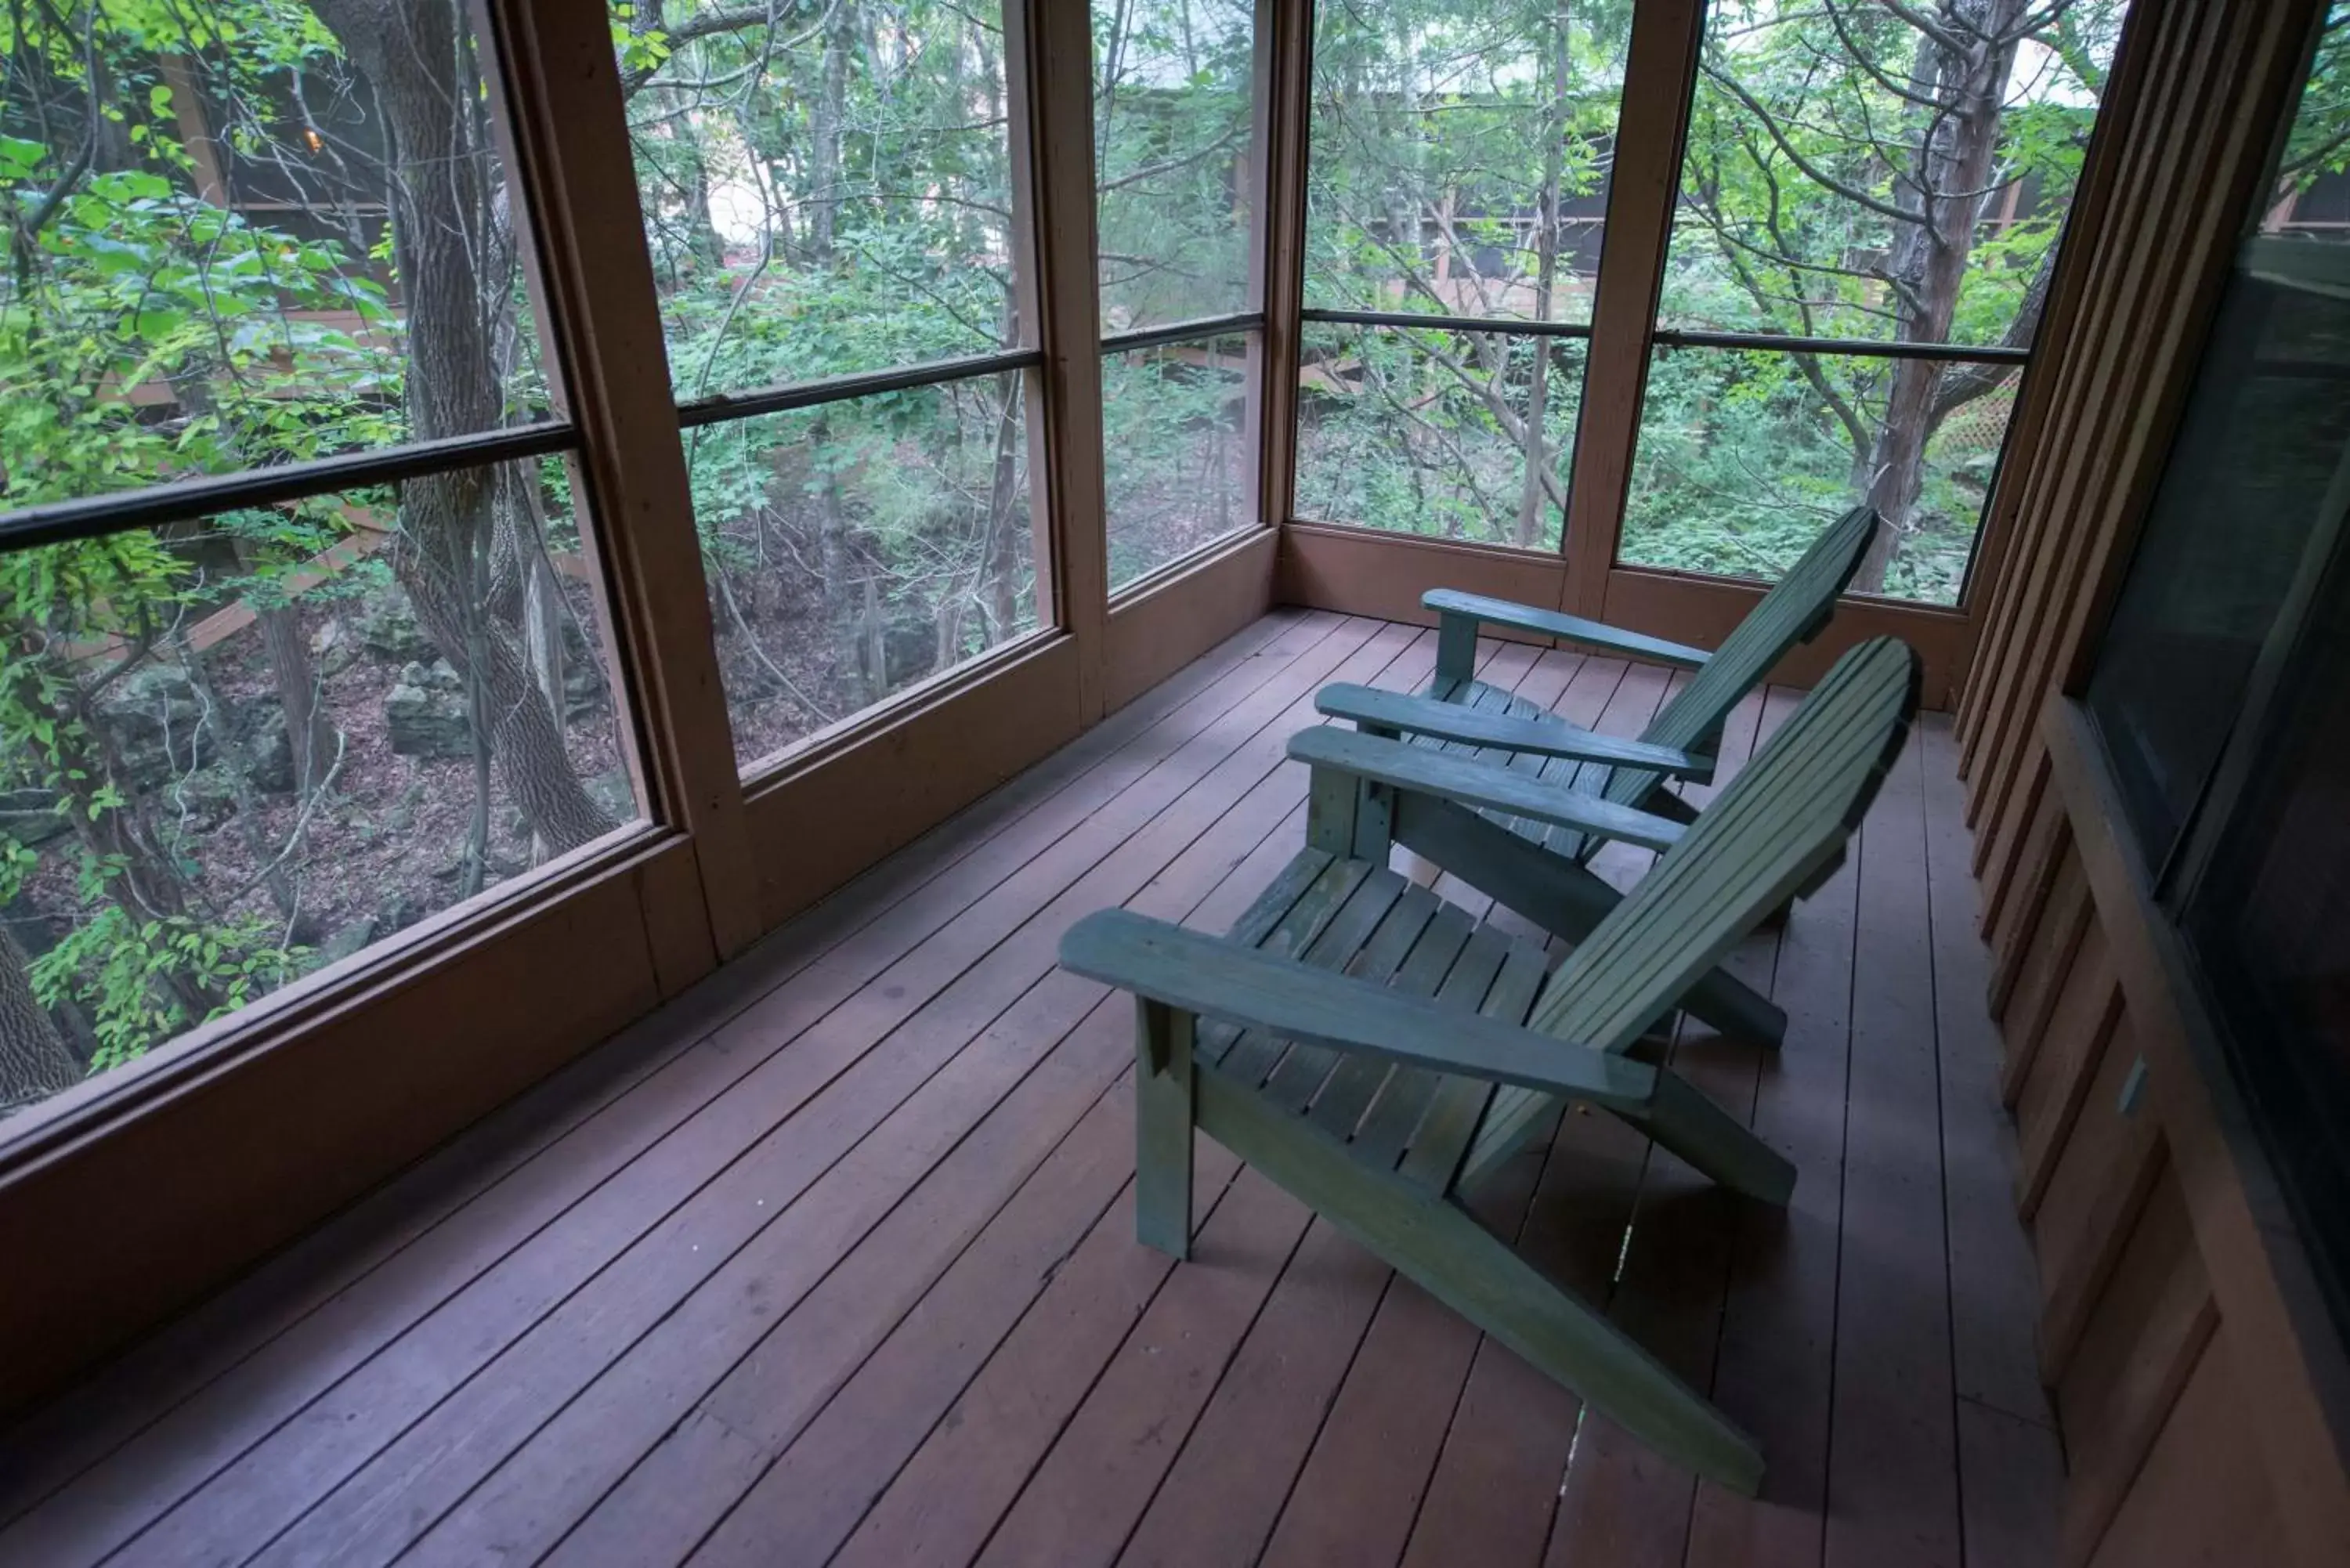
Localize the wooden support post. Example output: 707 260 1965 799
1253 0 1314 530
476 0 760 971
1556 0 1706 620
1006 0 1112 721
1135 999 1197 1259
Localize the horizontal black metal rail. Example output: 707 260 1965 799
677 346 1047 428
0 421 580 553
1098 311 1265 355
1302 307 2030 367
1651 327 2030 364
1302 305 1594 340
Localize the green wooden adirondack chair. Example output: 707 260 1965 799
1059 635 1922 1495
1312 504 1880 1050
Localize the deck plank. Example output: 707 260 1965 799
1542 683 1776 1568
1254 656 1676 1568
0 610 1311 1533
931 642 1568 1568
0 612 1340 1564
1824 723 1966 1568
0 616 2055 1568
213 623 1443 1568
68 616 1417 1568
1683 685 1862 1568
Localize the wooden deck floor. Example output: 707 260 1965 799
0 610 2063 1568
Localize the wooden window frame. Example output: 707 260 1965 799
1264 0 2151 709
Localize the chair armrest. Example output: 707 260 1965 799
1423 589 1712 669
1060 911 1658 1111
1288 727 1687 853
1316 684 1716 779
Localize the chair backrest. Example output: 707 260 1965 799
1531 634 1921 1055
1606 504 1880 811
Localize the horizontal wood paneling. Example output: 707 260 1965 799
0 832 678 1413
1599 567 1972 708
1105 528 1278 711
741 635 1088 928
1997 844 2099 1104
1276 522 1971 706
2083 1335 2285 1568
2055 1164 2218 1566
2015 919 2123 1215
1968 704 2350 1568
2034 1010 2163 1375
1278 522 1567 637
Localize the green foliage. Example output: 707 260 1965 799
1297 0 2124 602
0 0 411 1080
31 901 307 1073
2279 7 2350 196
1101 341 1249 585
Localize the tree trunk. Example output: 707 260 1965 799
307 0 613 854
178 636 299 925
0 924 78 1109
985 387 1024 638
1513 2 1571 549
809 0 857 263
2 651 225 1024
233 538 337 798
809 417 869 706
1854 0 2028 591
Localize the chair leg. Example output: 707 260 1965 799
1196 1068 1765 1496
1134 999 1195 1259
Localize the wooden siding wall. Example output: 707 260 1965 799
1954 1 2350 1563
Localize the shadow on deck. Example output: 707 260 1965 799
0 609 2059 1568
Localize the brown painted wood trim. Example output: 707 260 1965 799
1966 0 2311 888
2038 1081 2166 1382
479 0 754 963
1983 760 2061 959
1253 0 1311 533
1954 0 2161 719
1106 530 1278 713
1998 850 2094 1107
2056 1180 2223 1568
1597 565 1972 708
1273 522 1973 704
2016 937 2126 1216
1977 746 2060 958
735 626 1063 787
0 829 685 1412
1278 522 1567 639
2044 696 2350 1566
1558 0 1705 620
742 635 1086 929
1006 0 1110 722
